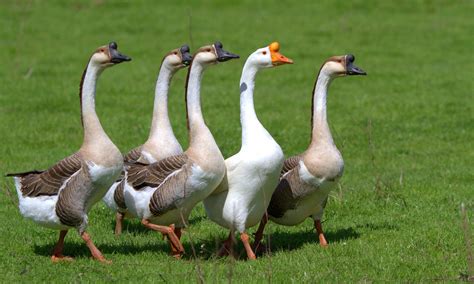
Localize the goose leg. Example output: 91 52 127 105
170 227 183 259
80 231 111 263
240 232 256 260
141 219 184 256
314 219 328 247
51 230 74 262
253 213 268 252
114 212 124 236
218 232 234 257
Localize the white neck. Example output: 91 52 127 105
311 70 334 146
239 62 266 145
147 63 177 141
80 63 110 146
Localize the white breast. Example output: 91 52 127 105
86 161 122 210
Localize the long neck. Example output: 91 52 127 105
310 70 334 146
148 63 176 141
80 63 109 145
239 62 263 145
185 62 211 147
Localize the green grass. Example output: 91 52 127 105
1 0 473 282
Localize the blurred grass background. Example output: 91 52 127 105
0 0 472 282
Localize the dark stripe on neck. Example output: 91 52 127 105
310 62 325 141
79 64 88 127
184 60 193 132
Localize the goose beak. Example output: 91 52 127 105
271 51 293 65
269 42 293 66
180 44 193 66
109 42 131 64
345 54 366 75
214 41 240 62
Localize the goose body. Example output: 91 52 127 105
122 42 239 258
8 42 131 262
102 45 192 234
254 54 366 249
203 42 293 259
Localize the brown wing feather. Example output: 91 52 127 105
55 168 91 229
149 164 190 216
280 155 301 178
268 165 310 218
127 154 188 190
123 146 142 163
9 153 82 197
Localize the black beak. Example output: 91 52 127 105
180 44 193 66
109 42 132 64
214 41 239 62
345 54 366 75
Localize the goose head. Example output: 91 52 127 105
90 42 131 68
321 54 366 78
163 44 193 70
192 41 239 66
246 42 293 68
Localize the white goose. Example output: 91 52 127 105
203 42 293 260
253 54 366 250
7 42 131 262
122 42 239 258
103 45 192 235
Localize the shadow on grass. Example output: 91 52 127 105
33 238 172 259
33 221 397 260
107 214 207 235
263 226 360 253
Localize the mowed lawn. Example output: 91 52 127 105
0 0 472 282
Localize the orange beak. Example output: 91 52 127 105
269 42 293 66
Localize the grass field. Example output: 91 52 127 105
1 0 473 282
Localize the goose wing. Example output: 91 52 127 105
7 153 82 197
114 146 143 182
126 154 188 190
124 146 142 163
267 155 304 218
280 155 301 178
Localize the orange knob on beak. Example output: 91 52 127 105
269 42 293 66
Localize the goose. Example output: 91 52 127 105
122 42 239 258
7 42 131 263
103 45 192 235
203 42 293 260
253 54 366 250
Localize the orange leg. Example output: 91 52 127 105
114 212 125 236
80 231 111 263
141 219 184 256
218 232 234 257
240 232 256 260
51 230 74 262
314 219 328 247
253 213 268 252
170 227 183 259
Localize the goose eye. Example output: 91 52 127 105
206 48 211 52
99 49 105 53
262 51 267 55
173 52 178 55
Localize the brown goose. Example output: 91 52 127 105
253 54 366 250
103 45 192 235
7 42 131 263
122 42 239 258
